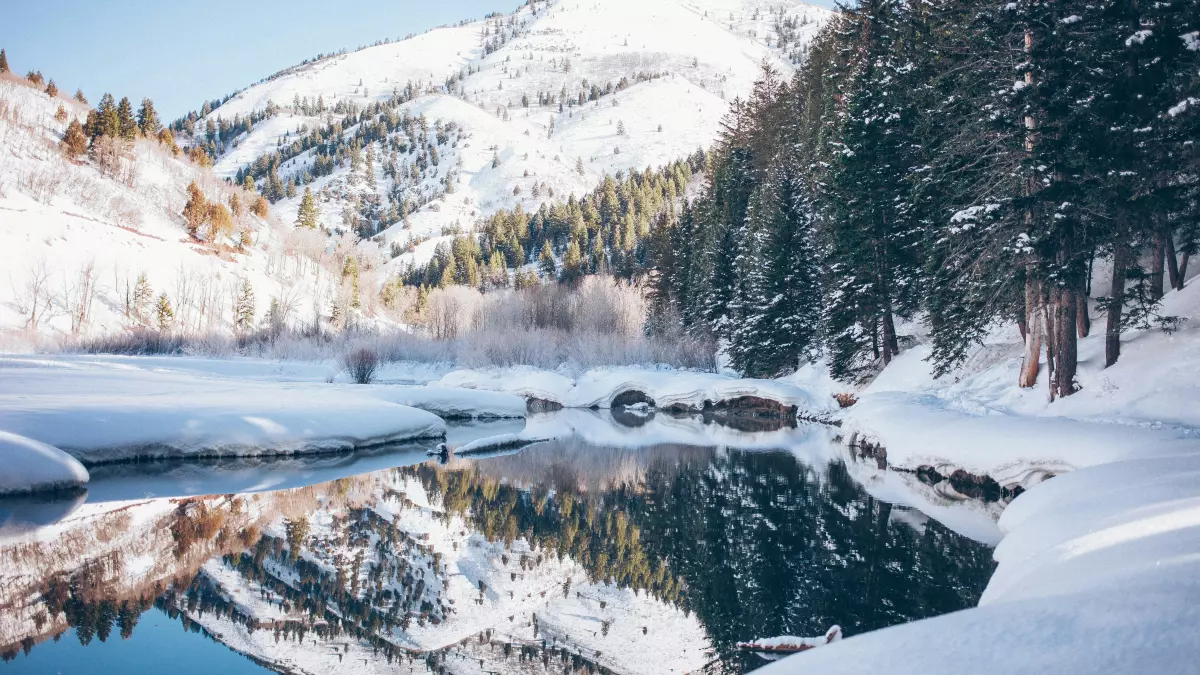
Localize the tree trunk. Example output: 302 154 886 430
1106 239 1128 368
1076 289 1090 338
1150 232 1165 300
881 310 899 364
1180 252 1191 290
1050 285 1078 399
1166 232 1181 291
1019 271 1043 388
1043 294 1055 397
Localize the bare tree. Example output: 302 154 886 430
60 259 97 335
10 258 55 331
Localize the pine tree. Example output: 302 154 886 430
74 89 87 105
0 49 8 74
45 80 57 98
727 189 774 376
136 98 159 137
91 94 119 140
538 240 557 279
132 273 153 323
296 187 320 229
560 238 584 284
116 96 137 140
154 294 174 331
234 279 255 333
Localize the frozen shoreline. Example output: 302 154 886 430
758 282 1200 673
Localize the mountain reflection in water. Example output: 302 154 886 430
0 418 995 674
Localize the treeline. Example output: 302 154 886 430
645 0 1198 391
406 152 704 289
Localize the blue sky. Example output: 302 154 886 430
0 0 516 119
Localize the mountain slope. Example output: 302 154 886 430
201 0 831 267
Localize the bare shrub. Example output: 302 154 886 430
342 347 380 384
59 260 97 335
426 286 482 339
70 329 190 355
10 258 55 330
64 277 715 371
18 167 65 204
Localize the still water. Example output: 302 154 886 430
0 414 996 674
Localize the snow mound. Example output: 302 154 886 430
0 431 89 496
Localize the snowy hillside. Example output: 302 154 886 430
0 76 357 341
200 0 831 267
0 0 830 342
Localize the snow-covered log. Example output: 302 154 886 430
738 625 843 653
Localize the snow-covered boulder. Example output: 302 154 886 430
0 431 89 495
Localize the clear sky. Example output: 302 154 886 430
0 0 518 120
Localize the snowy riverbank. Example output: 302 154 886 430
757 279 1200 672
0 356 453 481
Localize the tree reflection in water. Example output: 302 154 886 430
1 434 995 674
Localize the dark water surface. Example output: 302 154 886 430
0 415 996 674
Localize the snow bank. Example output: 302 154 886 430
0 357 447 466
437 366 819 413
0 432 89 495
760 281 1200 675
843 392 1198 486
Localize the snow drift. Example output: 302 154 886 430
0 431 89 496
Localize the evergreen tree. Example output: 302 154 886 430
818 0 924 379
296 187 320 229
116 96 137 140
0 49 8 74
560 238 585 284
132 273 153 323
91 93 119 140
45 79 57 97
154 294 174 331
538 239 557 279
234 279 256 333
74 89 87 105
136 98 159 137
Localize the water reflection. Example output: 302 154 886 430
0 417 995 674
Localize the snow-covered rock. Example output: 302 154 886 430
0 431 89 495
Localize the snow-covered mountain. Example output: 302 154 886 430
0 0 830 342
201 0 830 267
